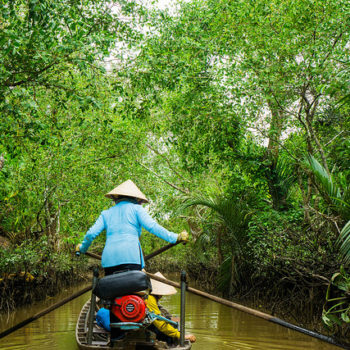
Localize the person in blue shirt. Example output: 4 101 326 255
76 180 188 341
76 180 189 274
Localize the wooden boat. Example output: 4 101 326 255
76 300 192 350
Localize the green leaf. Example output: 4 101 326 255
341 311 350 323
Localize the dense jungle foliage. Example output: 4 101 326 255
0 0 349 341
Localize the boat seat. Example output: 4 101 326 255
84 321 110 335
90 340 110 346
92 326 109 334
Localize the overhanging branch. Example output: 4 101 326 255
137 161 189 194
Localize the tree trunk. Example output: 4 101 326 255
265 103 285 210
217 230 223 266
0 155 4 171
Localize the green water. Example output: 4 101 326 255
0 283 341 350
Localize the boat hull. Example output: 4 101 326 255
76 300 192 350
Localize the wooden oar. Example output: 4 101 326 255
144 241 182 260
84 241 182 262
0 241 182 339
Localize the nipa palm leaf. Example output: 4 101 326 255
337 221 350 264
307 155 341 201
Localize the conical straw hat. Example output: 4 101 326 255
150 272 177 296
105 180 149 203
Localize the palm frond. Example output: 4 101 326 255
196 232 211 245
332 198 350 210
180 193 252 295
306 155 350 220
181 195 220 213
275 155 296 197
181 194 252 251
217 255 240 294
307 155 341 201
337 221 350 264
336 94 350 109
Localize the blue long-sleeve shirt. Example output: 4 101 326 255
80 200 178 268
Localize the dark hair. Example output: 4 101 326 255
113 196 139 204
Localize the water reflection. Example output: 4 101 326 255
163 292 340 350
0 284 87 350
0 283 341 350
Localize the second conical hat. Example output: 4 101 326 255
150 272 177 296
105 180 149 203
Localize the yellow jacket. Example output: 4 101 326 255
146 295 180 339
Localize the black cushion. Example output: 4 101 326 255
93 270 151 299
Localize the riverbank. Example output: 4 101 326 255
0 268 89 313
0 239 91 312
147 253 346 345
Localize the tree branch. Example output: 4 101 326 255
320 31 343 68
307 205 341 235
325 130 344 147
145 143 190 182
137 161 189 194
253 124 301 163
0 155 4 171
3 61 58 87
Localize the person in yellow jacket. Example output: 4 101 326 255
146 272 196 344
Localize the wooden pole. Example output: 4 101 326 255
179 271 186 347
87 268 99 344
84 251 103 260
85 242 181 262
144 241 182 261
146 272 271 319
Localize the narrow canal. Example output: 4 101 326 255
0 282 341 350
